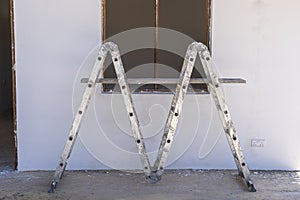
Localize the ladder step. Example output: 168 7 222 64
80 78 246 84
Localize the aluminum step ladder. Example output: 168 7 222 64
48 41 256 193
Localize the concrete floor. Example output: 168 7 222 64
0 170 300 200
0 109 15 172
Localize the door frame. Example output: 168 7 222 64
10 0 17 170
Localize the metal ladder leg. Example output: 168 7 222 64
106 43 152 178
48 45 108 193
151 42 199 181
49 42 152 192
199 47 256 192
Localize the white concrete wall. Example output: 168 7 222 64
15 0 300 171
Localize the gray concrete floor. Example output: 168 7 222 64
0 170 300 200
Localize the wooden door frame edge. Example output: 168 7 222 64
10 0 17 170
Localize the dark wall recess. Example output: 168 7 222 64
102 0 211 92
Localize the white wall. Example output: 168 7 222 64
15 0 300 171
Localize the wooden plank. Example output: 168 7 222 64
81 78 246 84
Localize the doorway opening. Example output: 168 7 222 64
0 0 17 171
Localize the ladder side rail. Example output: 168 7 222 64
106 42 152 176
152 42 199 178
49 45 109 192
199 48 256 192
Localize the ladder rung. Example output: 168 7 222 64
80 78 246 84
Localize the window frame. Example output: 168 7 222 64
101 0 212 93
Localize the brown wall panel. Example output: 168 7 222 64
158 0 208 44
105 0 156 38
103 0 210 91
158 0 209 83
104 0 156 89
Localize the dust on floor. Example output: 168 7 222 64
0 170 300 200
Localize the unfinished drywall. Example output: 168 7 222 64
15 0 300 171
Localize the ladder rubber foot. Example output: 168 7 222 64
248 184 256 192
145 173 161 184
48 181 57 193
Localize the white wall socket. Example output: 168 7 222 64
251 139 265 147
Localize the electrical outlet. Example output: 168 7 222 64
251 139 265 147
